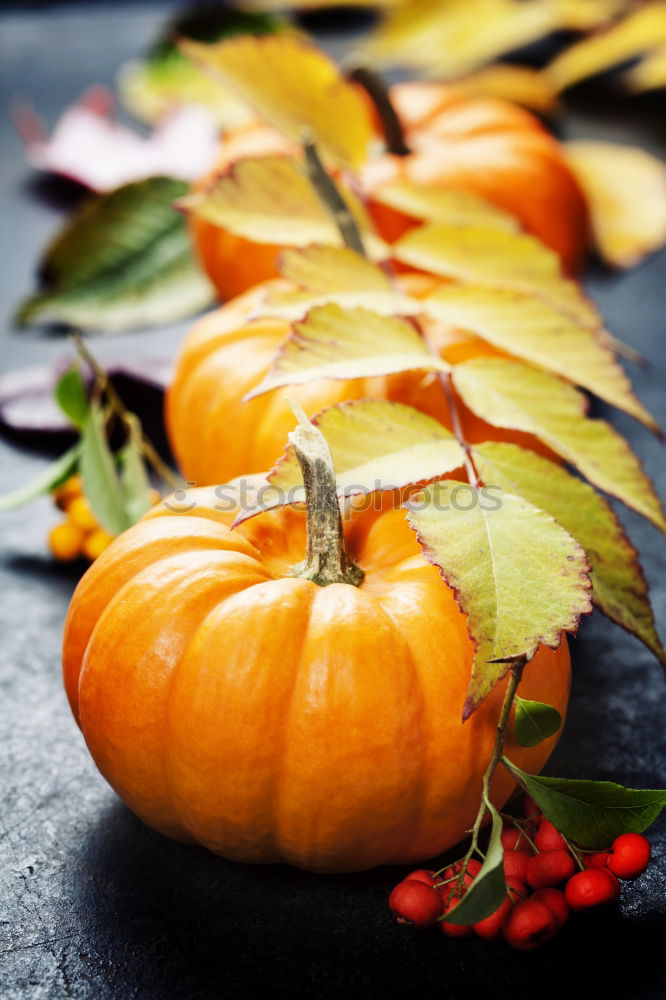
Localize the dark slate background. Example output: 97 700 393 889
0 4 664 998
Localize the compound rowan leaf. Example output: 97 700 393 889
267 399 465 502
17 178 213 333
394 224 600 328
180 156 386 258
445 64 558 113
246 304 449 399
453 359 666 533
565 142 666 268
473 442 666 669
373 184 519 232
406 480 592 714
504 761 666 849
546 2 666 92
424 285 657 432
182 34 373 169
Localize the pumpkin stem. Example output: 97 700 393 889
288 404 364 588
346 65 411 157
301 133 367 258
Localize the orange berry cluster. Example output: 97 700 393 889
388 796 652 950
48 475 114 562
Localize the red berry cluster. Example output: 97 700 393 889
388 797 652 951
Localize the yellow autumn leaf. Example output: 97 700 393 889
259 246 416 319
423 284 658 432
473 442 666 668
625 45 666 91
546 2 666 91
358 0 560 79
452 359 666 532
406 480 592 714
181 35 373 169
247 303 449 399
557 0 630 31
373 184 520 232
565 141 666 268
179 156 387 258
394 223 600 328
449 64 558 113
268 399 465 501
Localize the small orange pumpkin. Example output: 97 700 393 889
63 454 570 872
166 272 549 487
192 80 588 301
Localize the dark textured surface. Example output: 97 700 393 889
0 5 665 999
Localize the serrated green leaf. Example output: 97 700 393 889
17 178 213 333
54 365 88 429
424 285 657 432
453 359 666 534
514 696 562 748
180 158 386 259
119 417 152 524
80 404 131 536
473 442 666 669
394 223 600 328
246 304 449 399
442 804 506 925
0 445 80 511
266 399 465 502
504 760 666 849
405 480 592 714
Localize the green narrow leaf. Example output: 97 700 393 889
405 481 592 715
514 696 562 748
16 177 213 333
0 445 80 511
119 416 152 524
473 442 666 669
504 759 666 849
442 804 506 925
54 364 89 429
80 404 131 536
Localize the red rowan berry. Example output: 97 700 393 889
526 850 575 889
530 888 570 929
504 849 529 883
505 876 529 901
501 826 531 852
473 896 514 942
534 819 568 853
389 880 443 928
405 869 437 887
440 858 482 890
503 899 558 950
565 868 620 910
524 795 541 821
582 852 611 869
608 833 651 880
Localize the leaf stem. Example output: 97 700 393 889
345 65 410 157
69 332 180 490
288 403 364 588
438 371 481 488
301 132 367 258
459 660 525 873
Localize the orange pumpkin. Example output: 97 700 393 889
63 476 570 873
166 272 550 487
192 80 588 301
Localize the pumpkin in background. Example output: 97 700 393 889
191 80 588 301
166 272 551 487
62 482 570 873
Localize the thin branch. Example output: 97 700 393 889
346 65 410 157
301 132 367 257
70 332 180 490
439 371 481 488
